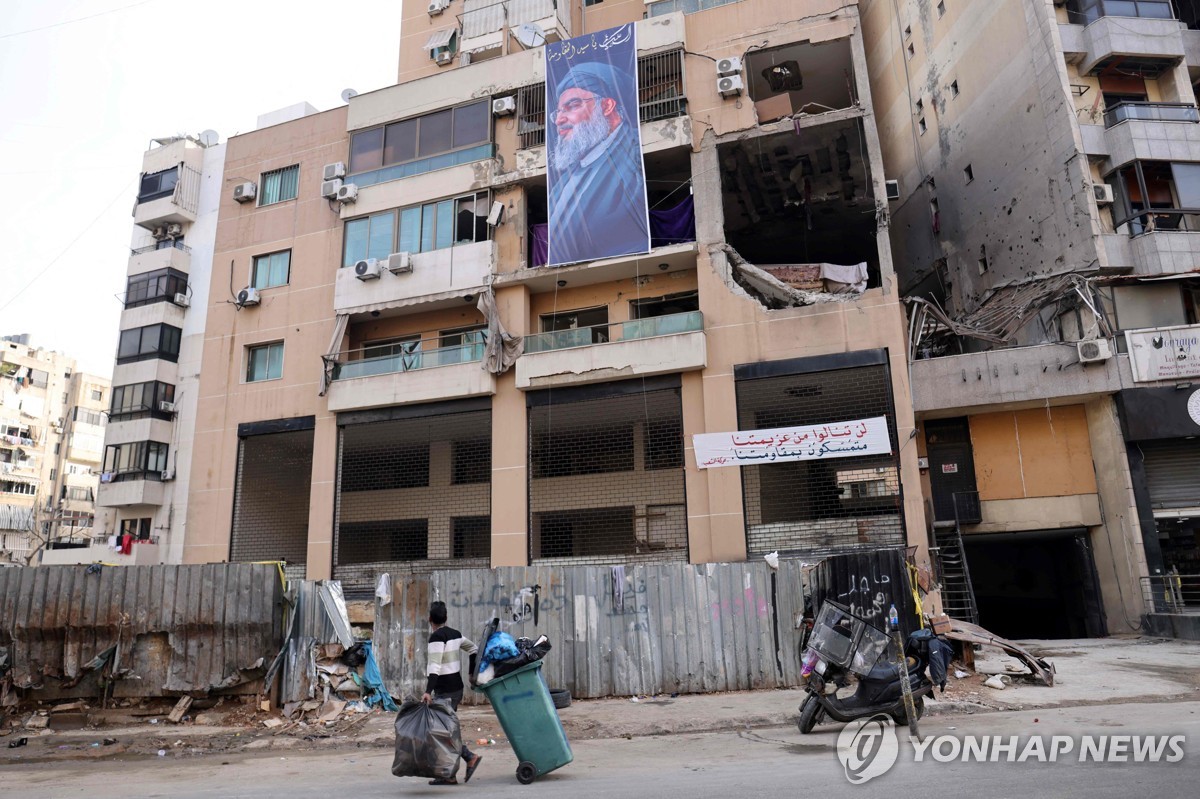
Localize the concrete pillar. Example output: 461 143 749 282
491 284 532 566
305 414 338 580
1084 396 1149 630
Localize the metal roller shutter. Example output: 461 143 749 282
1141 440 1200 510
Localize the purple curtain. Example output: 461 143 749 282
649 195 696 248
530 223 549 268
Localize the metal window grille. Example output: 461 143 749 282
638 49 685 123
259 165 299 206
735 364 905 558
229 429 315 581
517 83 546 150
515 49 686 150
333 409 491 597
528 386 687 564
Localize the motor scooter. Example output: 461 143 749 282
796 601 937 733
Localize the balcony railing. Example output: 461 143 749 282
1103 101 1200 127
525 310 703 354
131 239 191 257
1142 572 1200 614
331 339 486 381
1066 0 1174 25
459 0 570 42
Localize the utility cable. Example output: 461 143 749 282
0 177 137 314
0 0 158 39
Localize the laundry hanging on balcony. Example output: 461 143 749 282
649 195 696 248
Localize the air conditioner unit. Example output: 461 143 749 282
355 258 382 280
233 182 257 203
1077 338 1112 364
236 286 261 307
435 51 454 66
717 74 744 98
160 469 175 482
336 183 358 203
166 222 183 238
885 179 901 201
492 96 517 116
428 0 449 14
158 401 177 414
1093 183 1114 204
172 292 190 307
323 162 347 181
716 56 742 77
386 252 413 274
151 225 168 240
100 472 114 484
321 178 343 199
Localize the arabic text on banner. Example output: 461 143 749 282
544 23 651 267
693 416 892 469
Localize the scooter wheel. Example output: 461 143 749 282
798 695 822 734
891 696 925 726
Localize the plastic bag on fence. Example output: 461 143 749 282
391 698 463 781
493 636 552 678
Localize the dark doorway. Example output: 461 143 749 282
924 417 980 524
963 529 1107 639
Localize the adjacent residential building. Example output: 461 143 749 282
1 335 108 564
183 0 930 599
92 132 226 566
862 0 1200 635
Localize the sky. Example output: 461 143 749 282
0 0 402 377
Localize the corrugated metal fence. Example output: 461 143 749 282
376 560 814 704
0 563 285 700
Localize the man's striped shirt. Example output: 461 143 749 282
426 626 478 694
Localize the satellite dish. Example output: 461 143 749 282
198 129 219 147
341 88 359 103
514 23 546 49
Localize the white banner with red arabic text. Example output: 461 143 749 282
693 416 891 469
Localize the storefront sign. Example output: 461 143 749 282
694 416 891 469
1126 324 1200 382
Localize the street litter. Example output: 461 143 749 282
940 617 1055 686
391 698 463 782
983 675 1010 690
954 670 969 679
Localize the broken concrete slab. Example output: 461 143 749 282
167 696 193 724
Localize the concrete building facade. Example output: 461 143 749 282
0 336 108 564
183 0 931 597
861 0 1200 635
93 133 227 566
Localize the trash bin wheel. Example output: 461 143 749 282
550 689 572 709
516 761 538 784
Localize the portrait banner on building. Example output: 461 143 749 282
693 416 892 469
545 23 651 267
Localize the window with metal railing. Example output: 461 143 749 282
109 381 176 421
516 49 686 149
1107 160 1200 235
259 165 299 206
1103 101 1200 127
124 268 188 308
102 440 169 482
1065 0 1174 24
72 408 104 426
648 0 744 17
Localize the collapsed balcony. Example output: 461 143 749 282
719 120 881 301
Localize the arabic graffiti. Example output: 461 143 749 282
710 587 769 621
694 416 892 469
836 567 892 621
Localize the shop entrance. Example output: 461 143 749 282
962 529 1107 639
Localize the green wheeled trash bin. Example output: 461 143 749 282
476 660 573 784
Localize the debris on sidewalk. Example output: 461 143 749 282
983 675 1010 691
941 618 1056 686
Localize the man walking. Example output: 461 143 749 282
422 601 483 785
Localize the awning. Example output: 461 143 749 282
425 28 456 50
0 503 34 531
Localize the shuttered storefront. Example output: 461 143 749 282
1141 439 1200 510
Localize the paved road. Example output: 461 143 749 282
6 702 1197 798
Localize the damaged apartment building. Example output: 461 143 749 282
862 0 1200 638
116 0 930 597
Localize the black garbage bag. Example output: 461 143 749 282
391 698 463 780
341 642 367 668
493 638 552 678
